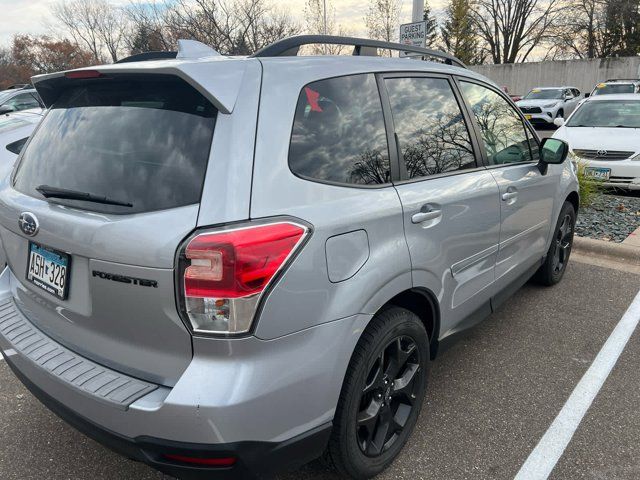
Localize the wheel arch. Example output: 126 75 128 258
382 288 441 360
566 190 579 213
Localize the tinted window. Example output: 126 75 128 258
289 74 390 185
460 82 533 166
385 77 476 179
13 76 216 214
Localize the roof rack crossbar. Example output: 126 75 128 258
251 35 467 69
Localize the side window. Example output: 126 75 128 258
5 93 40 111
385 77 477 179
289 74 391 186
459 81 534 166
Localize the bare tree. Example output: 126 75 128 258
165 0 300 55
472 0 565 63
124 1 178 54
549 0 608 59
365 0 402 45
52 0 127 63
304 0 352 54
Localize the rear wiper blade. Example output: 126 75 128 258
36 185 133 207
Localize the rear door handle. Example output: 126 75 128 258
411 208 442 224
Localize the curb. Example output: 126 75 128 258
573 236 640 266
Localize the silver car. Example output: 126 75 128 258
0 36 578 479
0 86 43 114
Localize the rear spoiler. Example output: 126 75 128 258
31 43 254 114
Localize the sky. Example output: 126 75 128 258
0 0 447 46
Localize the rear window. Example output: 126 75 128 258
593 84 636 95
13 76 216 214
288 74 391 186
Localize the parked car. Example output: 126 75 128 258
553 93 640 189
0 36 578 480
516 86 581 125
590 79 640 96
0 108 44 266
0 86 43 114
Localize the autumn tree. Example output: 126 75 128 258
0 35 93 89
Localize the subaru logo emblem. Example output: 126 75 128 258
18 212 39 237
597 149 608 157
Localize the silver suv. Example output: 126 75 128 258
0 36 578 479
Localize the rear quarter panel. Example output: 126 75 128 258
249 59 417 340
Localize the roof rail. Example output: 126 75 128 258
604 78 640 82
251 35 466 69
116 51 178 64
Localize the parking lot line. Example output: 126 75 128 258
515 289 640 480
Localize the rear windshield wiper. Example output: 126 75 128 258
36 185 133 208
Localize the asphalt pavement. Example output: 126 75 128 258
1 255 639 480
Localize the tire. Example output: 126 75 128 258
326 307 430 479
534 201 576 286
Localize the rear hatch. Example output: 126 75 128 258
0 73 218 386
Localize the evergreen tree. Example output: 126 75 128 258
422 1 438 48
441 0 481 64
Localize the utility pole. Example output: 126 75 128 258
323 0 327 54
411 0 424 22
323 0 328 35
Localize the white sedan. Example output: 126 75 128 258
553 94 640 189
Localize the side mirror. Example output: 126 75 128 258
584 92 590 98
538 138 569 174
553 117 565 127
0 106 15 115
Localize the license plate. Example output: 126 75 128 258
26 242 71 300
584 167 611 180
524 114 532 120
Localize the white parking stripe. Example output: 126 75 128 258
515 289 640 480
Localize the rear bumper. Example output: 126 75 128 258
0 264 370 477
4 352 330 479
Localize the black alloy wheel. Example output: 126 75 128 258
356 335 421 457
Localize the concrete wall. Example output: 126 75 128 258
470 57 640 96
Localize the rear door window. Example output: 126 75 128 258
13 76 216 214
384 77 477 179
289 74 391 186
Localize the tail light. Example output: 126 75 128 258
180 221 309 335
